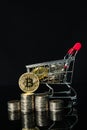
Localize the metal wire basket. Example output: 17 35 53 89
25 42 82 104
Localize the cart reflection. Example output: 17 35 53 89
8 107 78 130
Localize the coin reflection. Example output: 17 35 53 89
8 111 20 121
22 127 40 130
35 111 49 127
50 110 64 121
21 112 35 129
49 108 78 130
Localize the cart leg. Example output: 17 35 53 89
46 83 54 97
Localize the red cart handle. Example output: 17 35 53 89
68 42 82 55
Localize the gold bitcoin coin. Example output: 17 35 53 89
18 72 39 93
32 66 48 80
22 127 40 130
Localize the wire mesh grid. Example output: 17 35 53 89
26 57 75 85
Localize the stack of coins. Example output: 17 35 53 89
49 99 64 111
7 100 20 112
21 93 34 113
7 100 21 120
49 99 64 121
35 93 49 111
7 100 21 112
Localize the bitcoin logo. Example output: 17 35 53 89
18 72 39 93
25 77 33 88
32 66 48 80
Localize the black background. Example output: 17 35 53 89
0 2 87 129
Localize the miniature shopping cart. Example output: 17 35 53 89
25 42 82 105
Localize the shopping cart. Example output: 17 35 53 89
25 42 82 105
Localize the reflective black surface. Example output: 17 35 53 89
0 84 87 129
6 108 78 130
